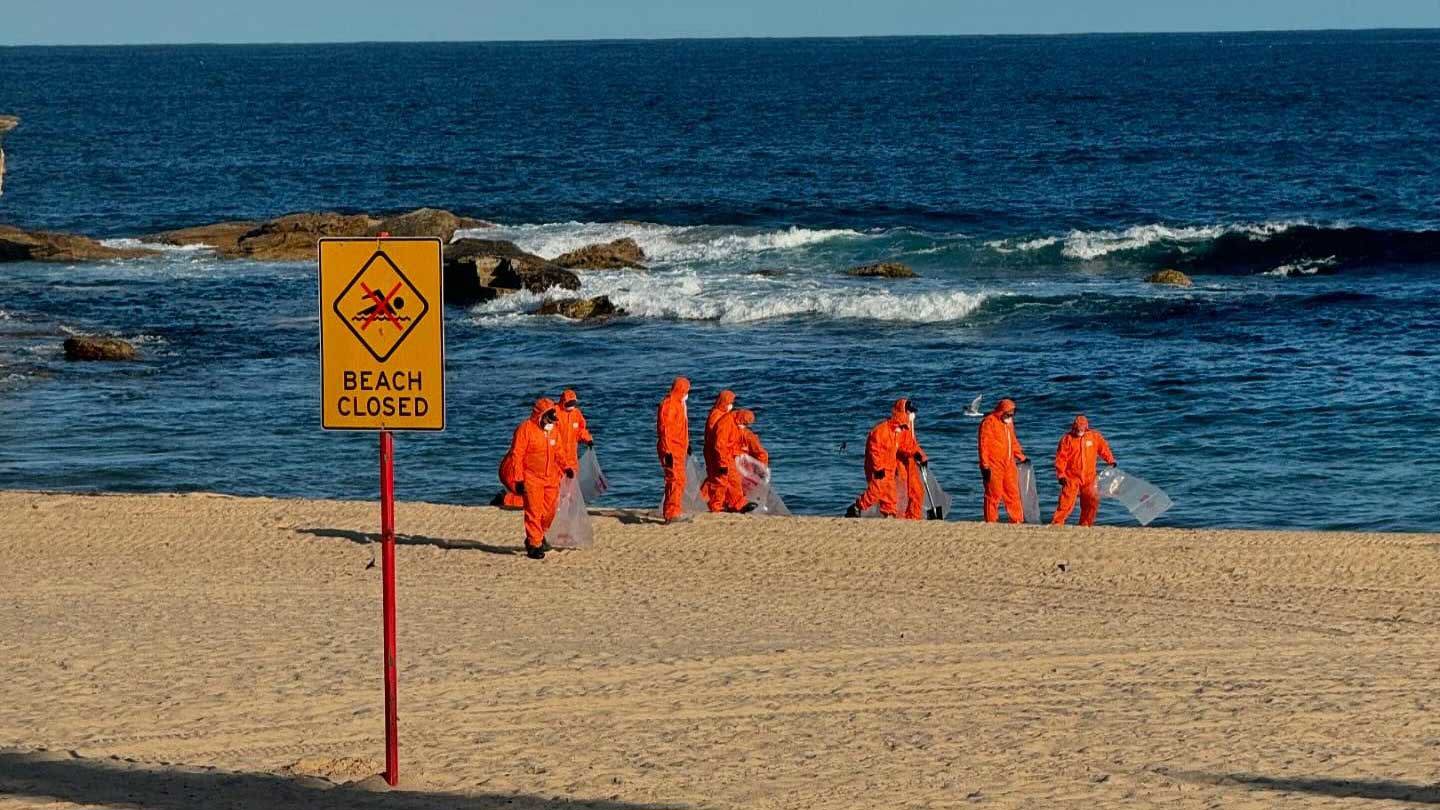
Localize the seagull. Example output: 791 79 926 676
963 395 984 418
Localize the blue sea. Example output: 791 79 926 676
1 31 1437 530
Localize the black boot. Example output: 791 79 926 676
526 545 546 560
844 503 861 518
740 502 759 514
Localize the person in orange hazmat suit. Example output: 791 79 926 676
705 408 762 513
656 377 691 522
978 398 1029 523
894 400 930 520
701 390 736 503
555 388 594 473
506 398 566 559
1051 414 1116 527
845 399 916 518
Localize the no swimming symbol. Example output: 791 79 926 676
334 250 430 363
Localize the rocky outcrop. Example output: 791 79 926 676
0 225 157 263
370 208 490 242
146 208 487 261
1145 269 1193 287
0 115 16 196
149 221 260 256
536 295 625 321
443 238 580 304
847 262 917 279
63 336 137 362
553 238 646 270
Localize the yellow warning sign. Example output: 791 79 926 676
319 237 445 431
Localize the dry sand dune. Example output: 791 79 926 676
2 489 1438 809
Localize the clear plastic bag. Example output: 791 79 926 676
1096 466 1173 526
737 454 791 516
919 467 952 520
1018 460 1042 524
578 447 608 502
682 453 708 516
547 476 594 549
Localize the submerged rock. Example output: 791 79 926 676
536 296 625 320
553 238 647 270
0 225 157 263
63 336 137 362
848 262 917 279
1145 268 1194 287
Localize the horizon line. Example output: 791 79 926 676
3 25 1438 49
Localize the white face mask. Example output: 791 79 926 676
682 395 689 403
726 404 733 412
1004 416 1014 424
543 422 554 433
908 413 916 426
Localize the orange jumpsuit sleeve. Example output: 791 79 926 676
1096 433 1116 465
576 409 593 444
742 430 769 465
506 423 531 484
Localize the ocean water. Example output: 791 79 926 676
0 32 1437 530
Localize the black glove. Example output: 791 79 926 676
515 481 526 495
564 469 575 479
686 445 694 456
918 458 929 470
1108 461 1117 468
981 468 991 483
583 440 594 448
717 466 728 475
1057 478 1068 488
874 469 886 480
663 454 673 469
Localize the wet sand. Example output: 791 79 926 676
2 490 1437 809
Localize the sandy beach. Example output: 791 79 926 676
2 489 1438 809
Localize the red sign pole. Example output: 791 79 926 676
379 429 399 785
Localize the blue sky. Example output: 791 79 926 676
3 0 1438 45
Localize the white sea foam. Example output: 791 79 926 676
1263 256 1338 277
100 238 214 253
467 269 992 327
985 222 1310 260
456 221 865 264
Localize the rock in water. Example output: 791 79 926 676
0 225 156 262
63 337 137 362
148 221 260 257
442 238 579 303
847 262 917 279
230 212 381 261
1145 269 1194 287
370 208 491 242
536 296 626 320
552 238 647 270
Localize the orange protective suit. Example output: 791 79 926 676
506 398 562 550
656 377 691 521
1051 415 1116 526
897 410 929 521
738 410 769 465
701 390 736 502
705 409 749 512
555 388 593 473
978 399 1027 524
853 400 913 517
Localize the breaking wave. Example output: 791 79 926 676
982 222 1440 273
467 269 992 326
456 221 866 264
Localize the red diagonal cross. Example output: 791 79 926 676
359 281 406 332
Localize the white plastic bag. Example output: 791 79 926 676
736 454 791 516
547 476 594 549
578 447 608 502
682 453 708 516
1096 466 1173 526
1018 460 1042 524
919 466 952 520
